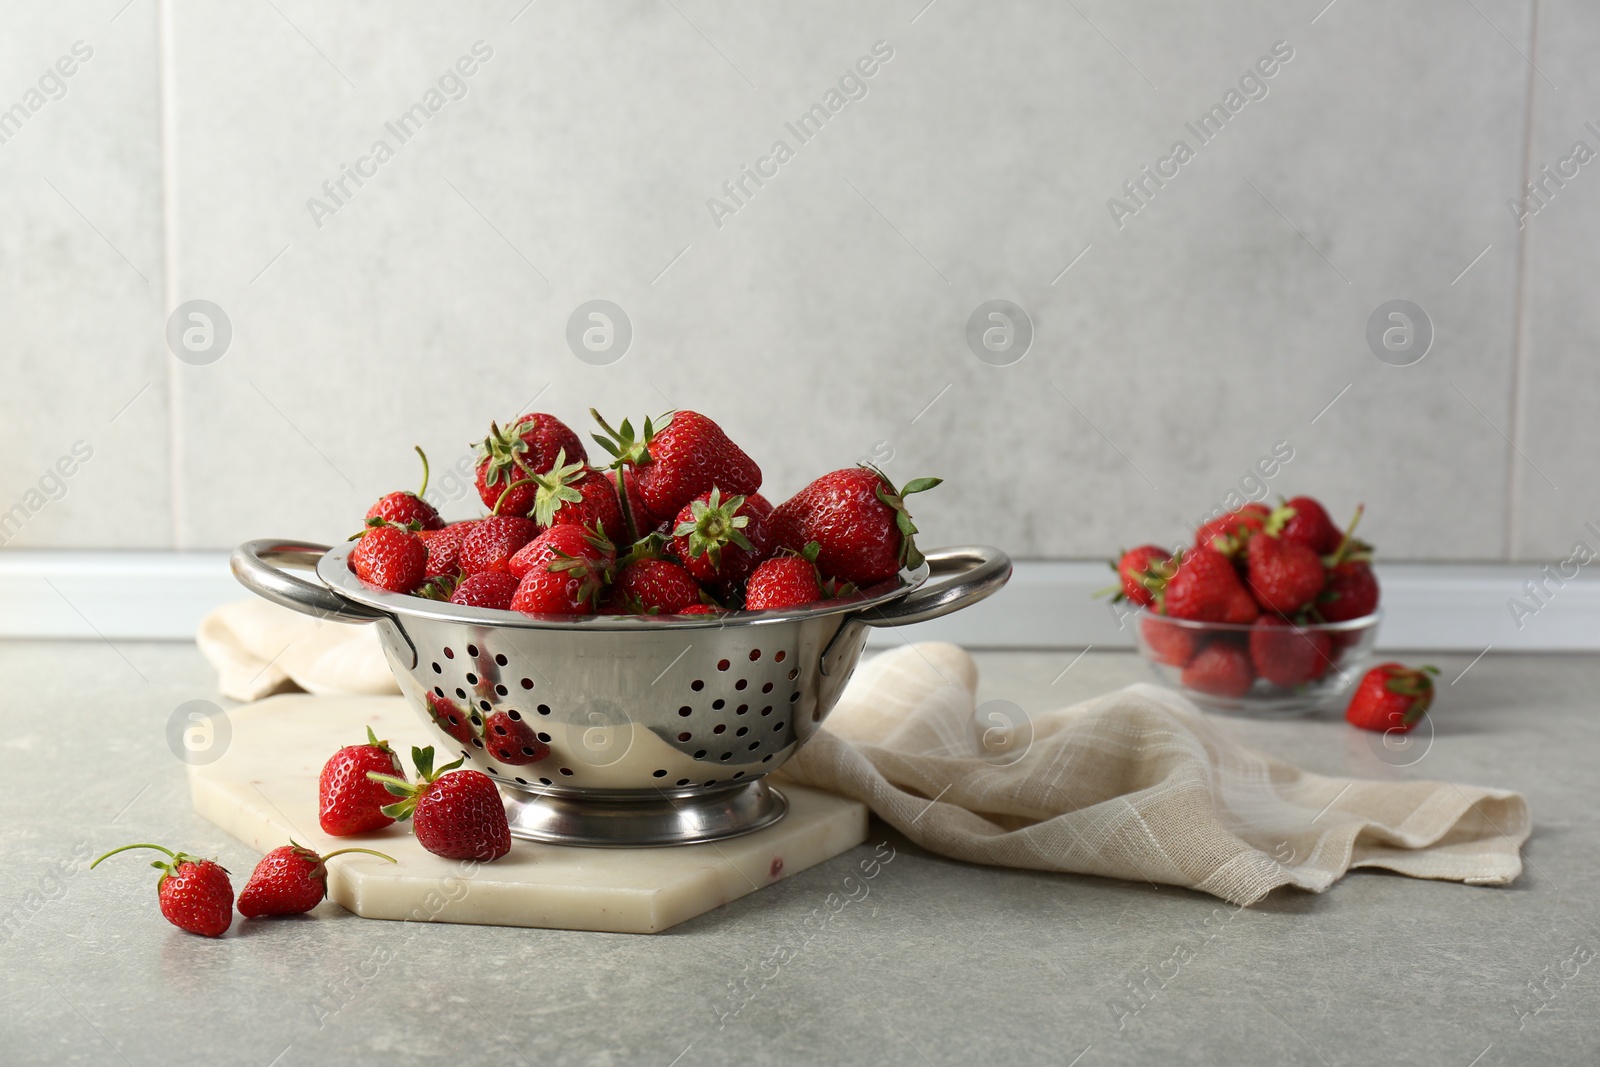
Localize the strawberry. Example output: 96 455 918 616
591 410 762 524
483 710 548 765
460 515 541 576
1278 496 1340 555
319 726 405 836
1345 663 1438 733
1222 584 1261 624
1245 532 1325 616
745 544 843 610
1248 616 1333 687
1154 547 1248 622
348 520 428 594
237 843 394 918
91 844 233 937
426 692 477 745
1320 560 1379 622
609 555 703 615
675 603 722 616
1194 502 1270 553
509 524 614 614
448 570 521 610
490 448 624 536
744 491 775 522
671 488 769 587
366 446 445 531
769 467 941 587
1181 642 1254 699
1110 545 1172 607
1140 616 1201 667
420 520 477 580
475 413 586 516
1318 505 1379 622
370 746 511 861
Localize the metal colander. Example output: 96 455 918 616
232 539 1009 846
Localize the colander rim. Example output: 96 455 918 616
315 539 930 630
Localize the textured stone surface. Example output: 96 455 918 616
2 639 1593 1064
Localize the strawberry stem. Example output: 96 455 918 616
1327 504 1366 566
414 446 431 499
319 848 397 864
91 843 176 868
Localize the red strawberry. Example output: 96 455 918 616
1155 547 1248 622
483 710 548 765
610 556 703 615
237 843 394 918
319 726 405 836
675 603 722 616
419 521 477 580
592 410 761 524
1345 663 1438 733
744 491 775 522
91 844 233 937
348 521 428 594
426 692 476 745
1245 533 1325 615
1248 616 1333 687
745 546 831 611
769 467 941 587
1181 642 1254 699
1141 616 1200 667
509 525 614 614
1194 502 1270 553
449 570 521 610
370 746 511 861
1111 545 1172 607
607 467 650 541
1222 584 1261 624
488 448 624 538
460 515 541 576
475 413 586 516
366 446 445 531
1279 496 1340 555
1320 560 1380 622
671 488 770 587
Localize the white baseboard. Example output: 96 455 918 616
0 552 1594 652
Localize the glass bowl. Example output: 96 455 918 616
1132 611 1381 717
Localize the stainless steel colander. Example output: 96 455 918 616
232 539 1010 846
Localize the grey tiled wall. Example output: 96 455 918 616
1 0 1587 562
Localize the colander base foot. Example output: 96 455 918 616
501 780 789 847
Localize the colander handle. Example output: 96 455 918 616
854 545 1012 627
230 539 390 625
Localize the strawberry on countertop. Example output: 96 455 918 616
237 843 394 918
370 746 512 861
320 727 406 836
91 843 234 937
1345 663 1438 733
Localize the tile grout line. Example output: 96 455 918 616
157 0 185 550
1504 0 1542 564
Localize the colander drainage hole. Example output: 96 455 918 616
432 662 442 674
735 678 748 690
737 704 748 715
507 709 522 720
733 771 744 779
520 678 534 690
749 649 761 661
559 767 574 776
460 749 470 761
495 653 508 666
705 779 718 787
713 724 726 735
539 777 552 786
537 704 551 715
773 721 785 732
495 684 508 696
717 659 730 671
455 688 467 700
678 706 692 717
479 699 491 712
434 686 444 698
470 714 482 727
787 668 798 680
676 778 690 786
465 672 478 685
678 732 691 742
761 706 773 716
694 750 707 759
749 741 760 751
736 727 748 736
691 679 705 691
712 699 725 710
790 692 800 703
536 732 551 743
515 776 528 785
719 753 732 762
652 769 667 778
467 644 478 657
774 650 786 662
472 738 484 748
444 648 455 659
762 754 773 763
487 767 497 775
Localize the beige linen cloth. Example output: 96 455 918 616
200 600 1530 906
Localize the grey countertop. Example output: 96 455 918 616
3 639 1597 1066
